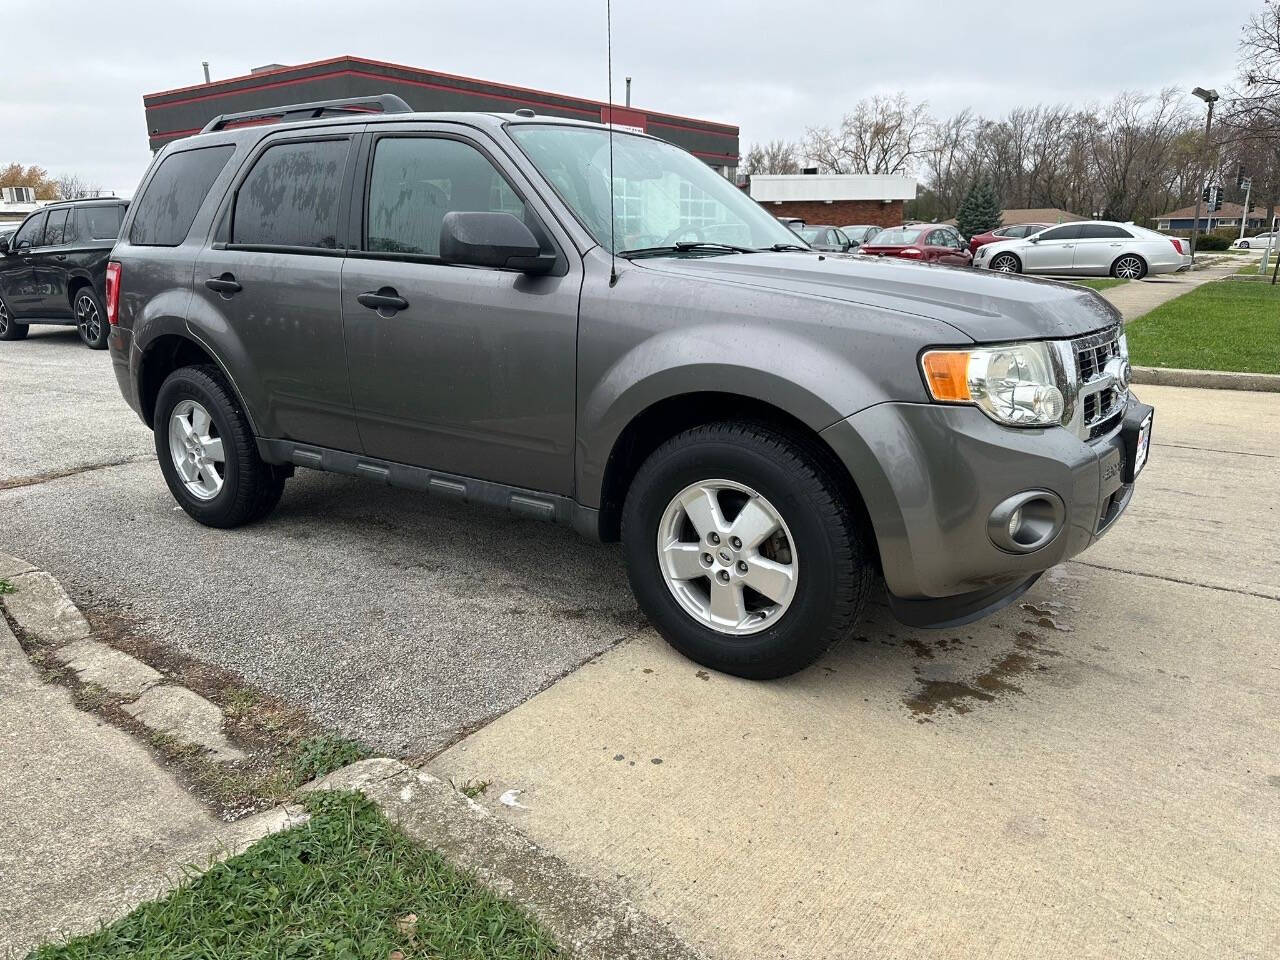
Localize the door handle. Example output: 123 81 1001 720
205 274 242 296
55 254 67 261
1110 243 1122 247
357 288 409 313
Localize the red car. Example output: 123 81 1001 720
967 222 1051 256
859 224 972 266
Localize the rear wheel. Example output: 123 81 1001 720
621 421 874 679
74 287 108 349
0 296 28 341
990 252 1021 274
1112 254 1147 280
154 365 285 528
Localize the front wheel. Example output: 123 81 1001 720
154 365 285 528
1239 241 1250 249
621 422 874 679
0 296 28 341
74 287 109 349
990 252 1021 274
1112 254 1147 280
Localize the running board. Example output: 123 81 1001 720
256 438 600 539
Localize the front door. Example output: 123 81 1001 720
341 129 580 495
34 207 73 317
1020 223 1082 274
192 132 361 451
1 211 46 316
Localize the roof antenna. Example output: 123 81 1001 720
606 0 618 287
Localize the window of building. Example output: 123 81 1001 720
233 139 348 249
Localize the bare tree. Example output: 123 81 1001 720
52 172 104 201
741 140 800 176
803 94 932 176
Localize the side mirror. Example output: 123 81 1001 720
1028 236 1041 243
439 211 555 274
0 237 9 255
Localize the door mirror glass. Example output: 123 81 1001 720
439 211 554 274
0 236 9 255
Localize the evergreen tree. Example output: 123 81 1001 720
955 178 1003 238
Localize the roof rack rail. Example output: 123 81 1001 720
200 94 413 133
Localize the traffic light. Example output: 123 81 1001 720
1237 166 1248 189
1202 184 1223 211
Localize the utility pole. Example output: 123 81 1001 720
202 61 211 84
624 77 632 107
1188 87 1219 262
1238 176 1252 243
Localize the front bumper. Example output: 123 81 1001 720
821 395 1150 628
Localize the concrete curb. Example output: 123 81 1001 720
306 759 707 960
0 551 244 763
1132 365 1280 392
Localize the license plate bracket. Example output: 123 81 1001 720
1120 403 1154 483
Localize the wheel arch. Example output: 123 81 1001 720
137 331 258 434
990 250 1022 272
1111 252 1148 278
594 391 880 575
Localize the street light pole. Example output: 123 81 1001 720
1188 87 1219 262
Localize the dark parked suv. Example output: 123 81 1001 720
0 198 128 347
107 95 1153 678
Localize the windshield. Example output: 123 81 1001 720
797 227 825 242
846 226 878 242
509 124 803 254
867 227 923 246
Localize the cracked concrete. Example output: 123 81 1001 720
54 638 164 698
121 685 247 763
2 571 91 646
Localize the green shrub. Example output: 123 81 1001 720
1194 233 1232 251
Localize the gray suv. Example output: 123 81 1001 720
107 95 1153 679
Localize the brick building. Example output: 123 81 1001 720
747 174 917 227
142 55 739 178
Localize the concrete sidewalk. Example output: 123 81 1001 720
429 384 1280 960
0 601 288 955
1098 258 1239 321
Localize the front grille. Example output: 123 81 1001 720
1071 325 1127 439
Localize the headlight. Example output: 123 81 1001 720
921 341 1065 427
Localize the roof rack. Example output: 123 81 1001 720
200 94 413 133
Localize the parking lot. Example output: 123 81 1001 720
3 324 1279 957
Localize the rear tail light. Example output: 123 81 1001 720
105 261 121 325
900 247 923 259
1169 238 1184 256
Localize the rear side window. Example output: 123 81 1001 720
232 139 349 249
43 209 70 246
70 205 124 242
131 145 234 246
1079 224 1132 239
366 136 527 257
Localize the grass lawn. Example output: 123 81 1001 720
1068 278 1128 292
31 791 560 960
1127 279 1280 374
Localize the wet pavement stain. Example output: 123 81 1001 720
903 651 1039 720
1013 630 1063 657
1268 775 1280 789
903 639 935 659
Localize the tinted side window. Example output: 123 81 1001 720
131 145 234 246
1038 224 1083 241
232 139 348 249
1079 224 1132 239
367 137 527 258
43 209 70 246
72 204 124 242
14 212 46 249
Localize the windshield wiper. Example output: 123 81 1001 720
765 242 810 252
618 241 759 259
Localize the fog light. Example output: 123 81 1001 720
988 491 1066 554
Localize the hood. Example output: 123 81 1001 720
632 251 1118 342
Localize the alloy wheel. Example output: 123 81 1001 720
167 399 226 501
1115 256 1144 279
75 293 101 343
656 479 798 636
992 254 1019 273
0 300 8 335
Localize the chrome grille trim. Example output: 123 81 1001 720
1056 324 1129 441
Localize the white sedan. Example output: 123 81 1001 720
974 220 1191 279
1232 233 1276 249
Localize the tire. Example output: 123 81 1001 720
990 252 1021 274
73 286 109 349
0 295 28 341
621 421 874 679
154 365 285 528
1240 241 1250 249
1111 254 1147 280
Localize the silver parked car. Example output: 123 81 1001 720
975 220 1191 279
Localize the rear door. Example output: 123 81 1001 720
1071 223 1132 275
192 130 361 451
1 212 47 317
34 207 73 317
1021 223 1081 274
340 125 580 494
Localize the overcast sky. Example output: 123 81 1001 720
2 0 1257 195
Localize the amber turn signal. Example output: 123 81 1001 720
921 350 972 403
